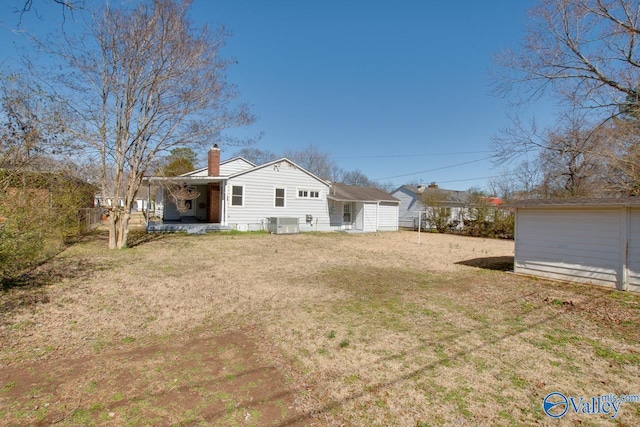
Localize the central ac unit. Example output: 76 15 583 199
268 217 299 234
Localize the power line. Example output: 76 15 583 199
335 150 492 160
435 171 518 184
373 156 494 181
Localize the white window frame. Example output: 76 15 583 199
274 187 286 208
343 202 352 223
231 185 244 207
297 188 321 199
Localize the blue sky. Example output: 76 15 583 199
0 0 551 191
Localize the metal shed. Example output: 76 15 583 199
511 198 640 293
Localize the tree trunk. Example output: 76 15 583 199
107 208 131 249
116 210 130 249
108 210 119 249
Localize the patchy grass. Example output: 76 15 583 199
1 230 639 425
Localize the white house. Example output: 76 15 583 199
511 198 640 293
391 184 470 229
327 183 399 232
143 145 399 233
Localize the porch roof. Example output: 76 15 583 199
328 183 400 204
142 176 226 185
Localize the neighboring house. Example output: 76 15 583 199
511 198 640 293
327 183 399 232
391 183 471 229
143 145 399 233
95 195 151 212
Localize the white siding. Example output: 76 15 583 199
378 202 399 231
226 160 331 231
392 188 421 228
515 209 622 288
220 158 254 176
363 203 377 232
628 208 640 293
183 168 208 177
179 159 254 178
354 203 364 230
163 197 180 221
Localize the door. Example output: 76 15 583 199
343 202 352 229
182 199 196 217
180 186 197 217
209 183 221 223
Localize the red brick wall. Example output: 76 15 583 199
208 145 220 177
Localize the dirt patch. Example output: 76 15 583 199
0 328 311 426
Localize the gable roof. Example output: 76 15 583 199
222 157 256 167
228 157 331 186
180 157 256 177
394 185 471 205
328 183 399 203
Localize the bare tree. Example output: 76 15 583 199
492 108 608 197
488 169 520 202
282 145 337 180
493 0 640 197
10 0 85 27
0 71 72 190
232 147 277 165
341 169 376 187
43 0 254 249
495 0 640 112
601 118 640 194
17 0 83 11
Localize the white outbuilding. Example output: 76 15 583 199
511 198 640 293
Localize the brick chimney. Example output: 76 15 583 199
208 144 220 177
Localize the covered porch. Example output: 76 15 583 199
142 176 231 233
329 199 366 231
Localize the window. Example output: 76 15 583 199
231 185 243 206
438 207 451 217
343 203 351 223
298 189 320 199
275 188 285 207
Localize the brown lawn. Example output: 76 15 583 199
1 229 639 426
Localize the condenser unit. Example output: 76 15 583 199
268 217 299 234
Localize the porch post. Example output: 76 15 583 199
221 181 227 226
